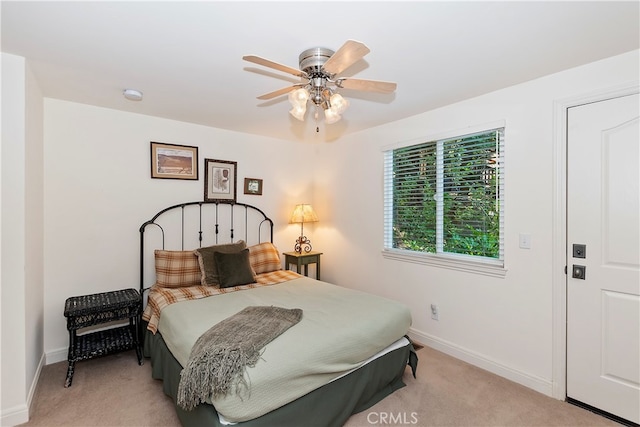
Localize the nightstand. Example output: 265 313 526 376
283 251 323 280
63 288 143 387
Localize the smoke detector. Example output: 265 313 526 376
123 89 143 101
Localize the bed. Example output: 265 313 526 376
139 201 417 426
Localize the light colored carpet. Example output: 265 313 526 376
20 345 619 427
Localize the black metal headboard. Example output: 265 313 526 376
139 201 274 297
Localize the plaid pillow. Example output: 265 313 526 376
154 250 202 288
249 242 282 274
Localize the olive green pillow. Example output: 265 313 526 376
213 249 257 288
194 240 247 286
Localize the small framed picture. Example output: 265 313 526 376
150 142 198 180
204 158 237 203
244 178 263 195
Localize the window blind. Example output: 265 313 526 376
384 127 504 265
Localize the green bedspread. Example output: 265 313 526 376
157 277 412 423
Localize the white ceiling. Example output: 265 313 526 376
2 1 638 143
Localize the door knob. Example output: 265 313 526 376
572 265 586 280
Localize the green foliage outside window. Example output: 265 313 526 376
390 130 501 259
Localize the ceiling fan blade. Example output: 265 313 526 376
322 40 370 76
243 55 308 78
336 78 397 94
257 85 300 100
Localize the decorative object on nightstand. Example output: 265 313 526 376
283 251 323 280
289 204 319 253
63 288 143 387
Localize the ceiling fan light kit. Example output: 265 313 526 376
243 40 396 127
324 106 341 125
289 103 307 121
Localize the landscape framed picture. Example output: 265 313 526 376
204 158 237 203
244 178 263 195
150 141 198 180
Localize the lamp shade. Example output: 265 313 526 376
288 88 310 106
289 104 307 121
330 93 349 114
289 204 319 224
324 108 341 124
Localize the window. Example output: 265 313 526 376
383 127 505 275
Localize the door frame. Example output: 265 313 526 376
551 81 639 400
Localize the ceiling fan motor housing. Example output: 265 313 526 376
299 47 334 76
299 47 336 107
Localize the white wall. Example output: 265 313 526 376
1 51 27 427
42 101 313 360
24 56 45 419
1 52 44 426
312 50 639 396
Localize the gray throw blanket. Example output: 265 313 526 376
176 305 303 411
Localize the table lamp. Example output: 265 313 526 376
289 204 319 253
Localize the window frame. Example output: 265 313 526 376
382 121 507 278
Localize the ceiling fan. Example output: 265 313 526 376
243 40 397 125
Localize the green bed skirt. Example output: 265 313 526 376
143 327 415 427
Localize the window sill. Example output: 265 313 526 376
381 249 507 278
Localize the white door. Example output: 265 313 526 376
567 93 640 424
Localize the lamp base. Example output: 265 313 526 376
294 236 313 253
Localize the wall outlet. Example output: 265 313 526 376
430 304 439 321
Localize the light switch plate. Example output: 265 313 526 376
519 233 531 249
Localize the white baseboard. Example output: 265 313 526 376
0 403 29 427
408 327 554 398
0 352 45 427
27 353 45 410
45 347 68 365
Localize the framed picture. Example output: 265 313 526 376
204 159 237 203
150 141 198 180
244 178 263 195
